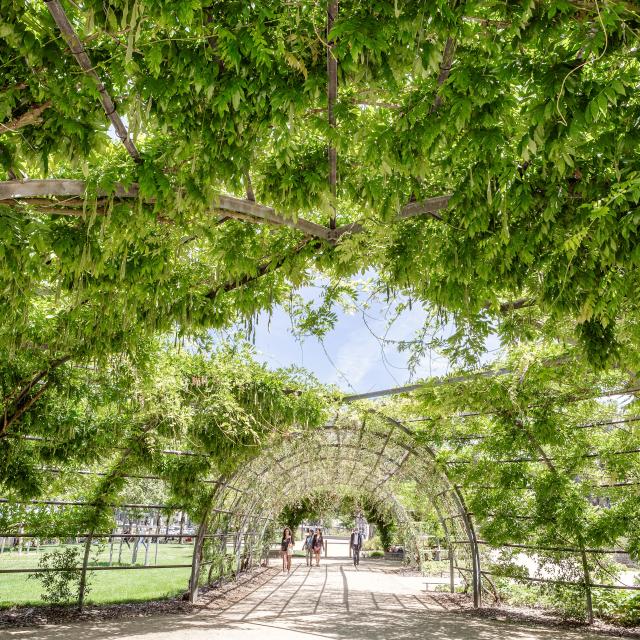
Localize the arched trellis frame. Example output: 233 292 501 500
2 377 640 616
1 0 639 622
201 408 483 605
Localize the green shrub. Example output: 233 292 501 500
364 535 382 551
492 577 546 608
617 594 640 627
594 589 640 627
369 550 384 558
421 559 448 576
29 547 88 605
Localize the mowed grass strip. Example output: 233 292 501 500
0 543 195 607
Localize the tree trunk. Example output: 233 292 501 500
179 511 185 541
78 533 93 610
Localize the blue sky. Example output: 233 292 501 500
225 281 500 395
250 300 444 394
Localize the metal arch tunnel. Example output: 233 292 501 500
193 409 483 607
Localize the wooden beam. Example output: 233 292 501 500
0 180 451 244
0 180 331 241
215 195 330 240
327 0 338 230
1 101 52 133
0 179 137 200
43 0 140 161
398 194 451 220
332 194 452 238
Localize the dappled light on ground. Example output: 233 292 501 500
1 559 600 640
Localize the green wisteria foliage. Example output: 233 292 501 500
400 344 640 617
0 341 328 527
0 0 639 369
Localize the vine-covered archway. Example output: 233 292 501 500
1 0 640 629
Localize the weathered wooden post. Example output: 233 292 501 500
143 531 150 566
188 520 208 603
78 532 94 610
579 546 594 624
179 511 185 541
108 528 115 566
235 529 243 575
117 523 125 564
449 544 455 593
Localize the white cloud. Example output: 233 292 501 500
325 328 382 389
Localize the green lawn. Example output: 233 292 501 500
0 542 196 607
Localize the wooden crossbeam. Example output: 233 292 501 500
43 0 140 161
1 102 52 133
332 194 452 238
0 179 452 245
398 195 452 220
0 179 331 241
216 194 330 240
0 179 136 200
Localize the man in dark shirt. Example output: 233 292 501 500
350 528 363 567
303 528 314 566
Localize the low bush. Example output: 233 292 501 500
29 547 88 605
364 535 382 551
594 589 640 627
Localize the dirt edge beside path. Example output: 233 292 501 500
0 566 278 629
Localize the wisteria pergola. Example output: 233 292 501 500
3 358 640 623
1 0 640 627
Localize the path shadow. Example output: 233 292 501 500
0 561 604 640
0 601 602 640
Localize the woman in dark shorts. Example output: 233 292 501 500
312 528 323 566
281 527 294 573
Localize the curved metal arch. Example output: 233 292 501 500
213 446 470 567
217 454 418 564
264 420 466 519
248 451 467 545
205 409 481 604
250 474 416 547
216 444 439 528
239 451 474 582
233 440 453 515
228 453 415 519
213 420 470 537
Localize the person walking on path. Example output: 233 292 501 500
350 528 363 567
281 527 294 573
302 528 314 567
312 528 323 567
